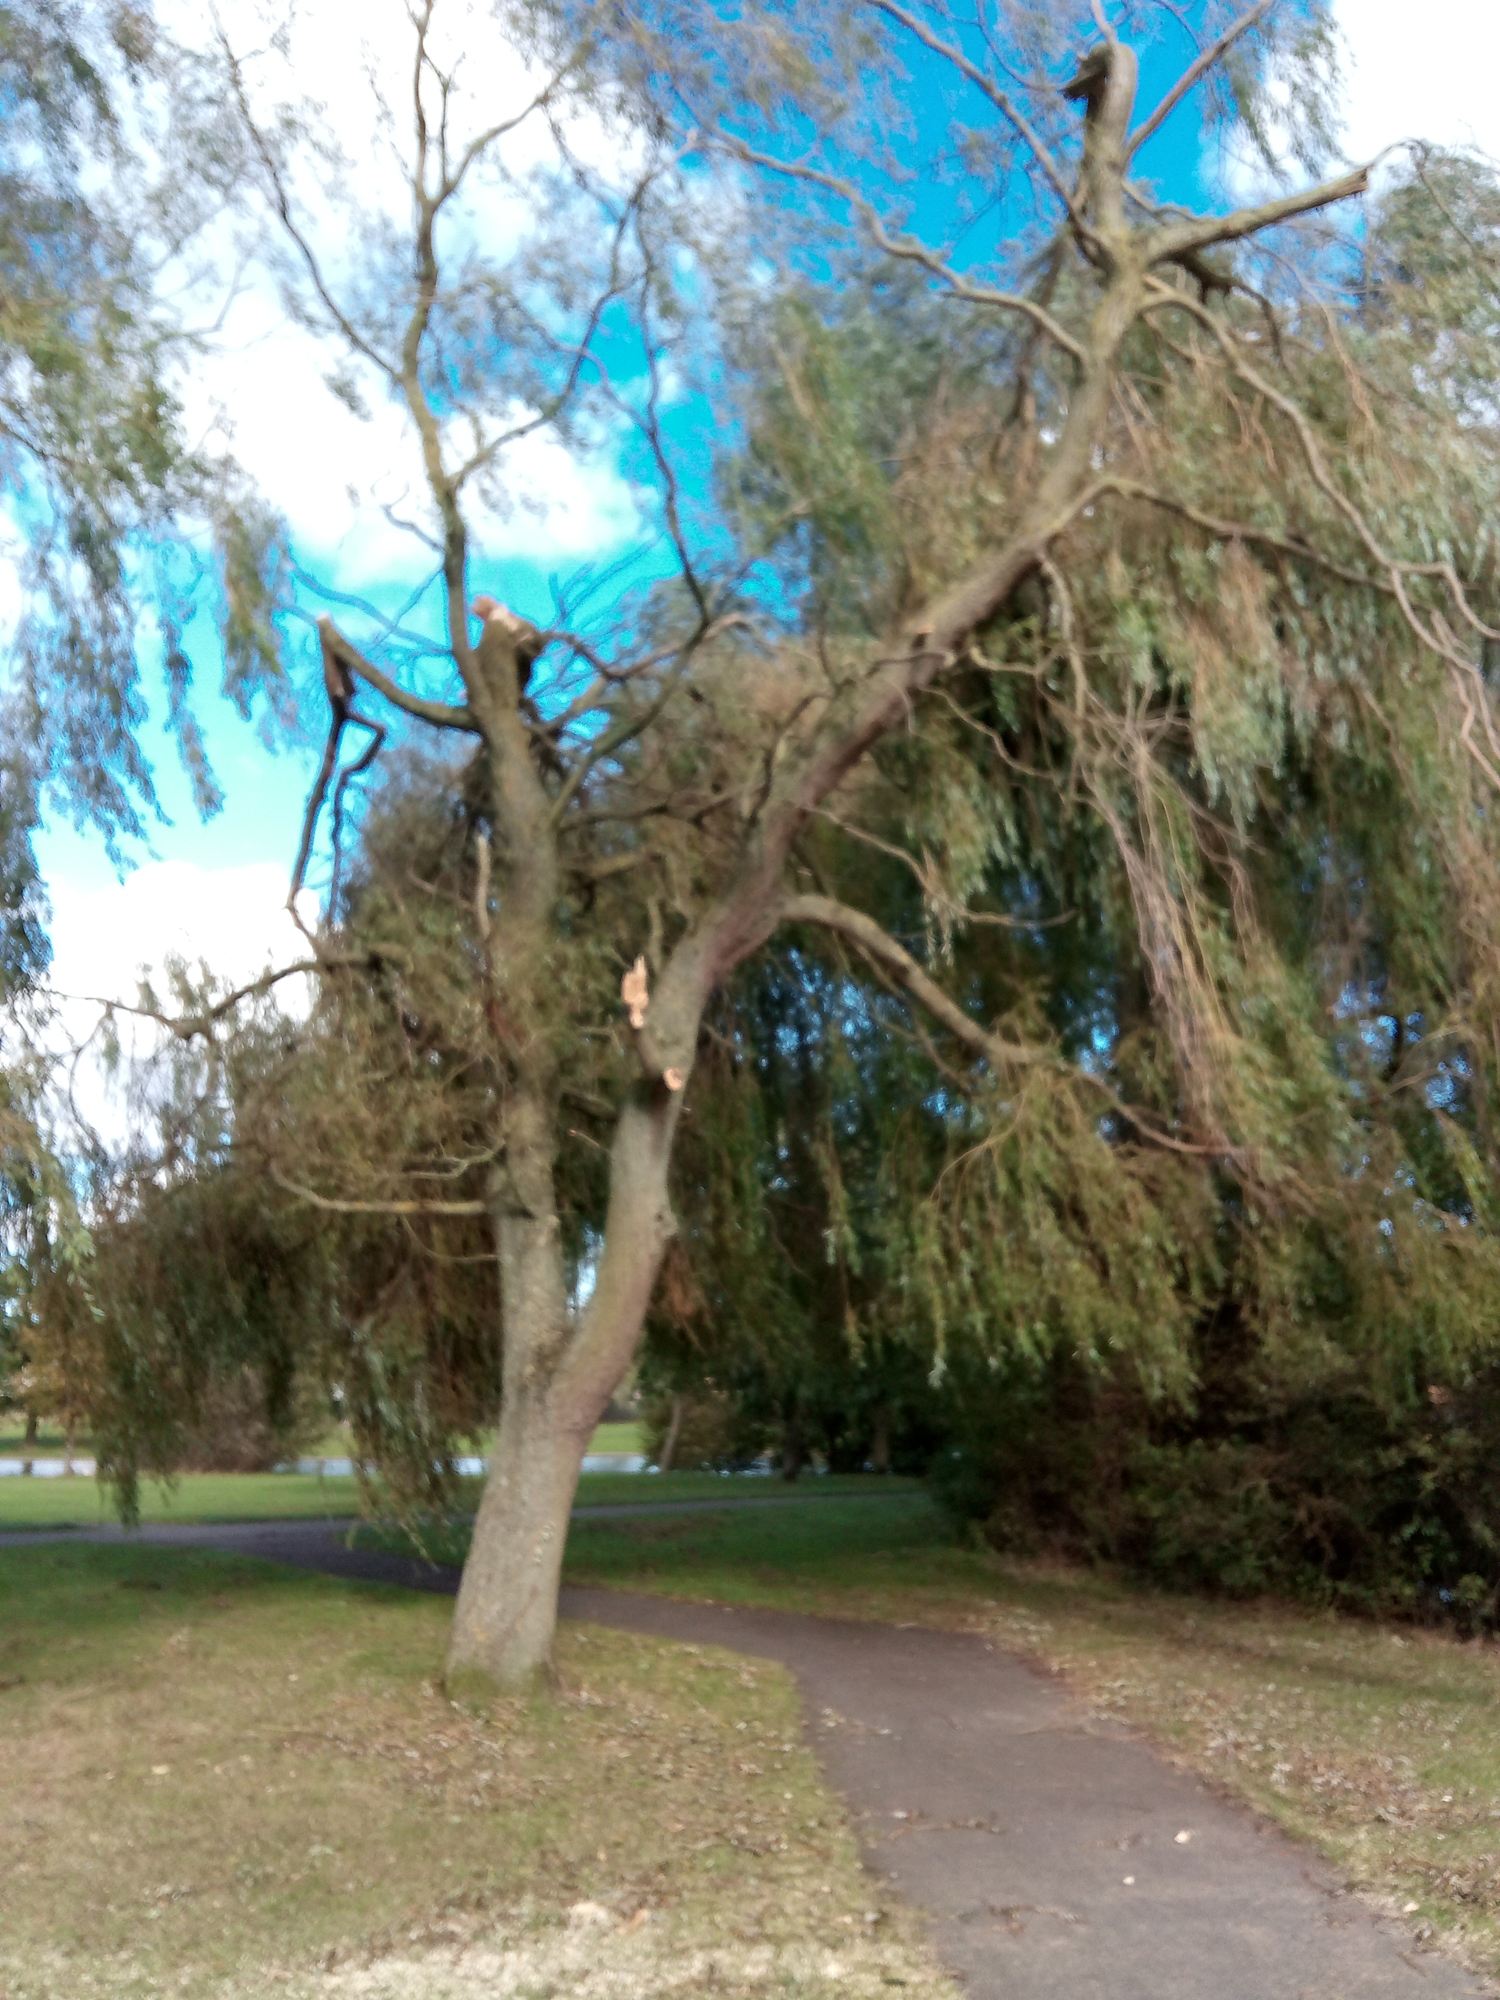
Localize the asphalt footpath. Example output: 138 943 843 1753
2 1512 1490 2000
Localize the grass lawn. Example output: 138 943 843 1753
293 1418 646 1462
0 1415 643 1467
560 1491 1500 1983
0 1466 915 1531
574 1469 919 1508
0 1423 86 1458
589 1420 647 1455
20 1465 1498 1980
0 1541 955 2000
0 1471 378 1530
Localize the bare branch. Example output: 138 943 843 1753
216 22 398 383
1091 472 1391 592
1127 1 1273 160
474 831 492 944
861 0 1096 249
272 1171 487 1217
1151 165 1369 265
716 137 1085 360
453 165 656 492
318 618 476 732
46 951 368 1043
778 897 1223 1159
804 805 1071 930
548 620 748 825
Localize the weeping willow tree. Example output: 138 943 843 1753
0 0 298 1459
75 0 1500 1685
0 2 290 849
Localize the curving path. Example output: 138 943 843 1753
3 1513 1491 1999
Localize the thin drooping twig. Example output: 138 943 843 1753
714 135 1086 362
48 952 395 1043
804 804 1073 930
1147 279 1500 792
1126 1 1274 160
328 708 387 910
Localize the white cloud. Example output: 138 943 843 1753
1337 2 1500 164
180 304 641 588
159 0 646 594
44 859 316 1148
48 859 312 1005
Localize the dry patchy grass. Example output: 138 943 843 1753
0 1544 955 2000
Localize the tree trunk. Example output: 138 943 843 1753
445 1360 588 1694
870 1405 891 1476
445 1087 681 1691
23 1409 37 1446
781 1407 804 1482
658 1393 684 1473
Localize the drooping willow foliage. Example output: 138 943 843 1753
25 10 1500 1622
664 149 1500 1413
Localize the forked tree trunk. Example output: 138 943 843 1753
444 1353 589 1692
445 1087 681 1690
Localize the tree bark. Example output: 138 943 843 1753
658 1393 684 1473
444 1345 587 1693
781 1407 804 1481
445 1086 682 1689
870 1405 891 1476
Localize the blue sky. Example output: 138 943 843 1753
32 0 1498 1011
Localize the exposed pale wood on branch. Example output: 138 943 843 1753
272 1172 488 1218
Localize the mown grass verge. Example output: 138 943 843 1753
0 1419 643 1463
0 1467 915 1531
557 1490 1500 1982
0 1541 955 2000
0 1471 375 1530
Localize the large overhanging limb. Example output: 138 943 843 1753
776 893 1223 1161
674 138 1381 1049
317 618 477 733
777 892 1053 1071
1149 164 1371 267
